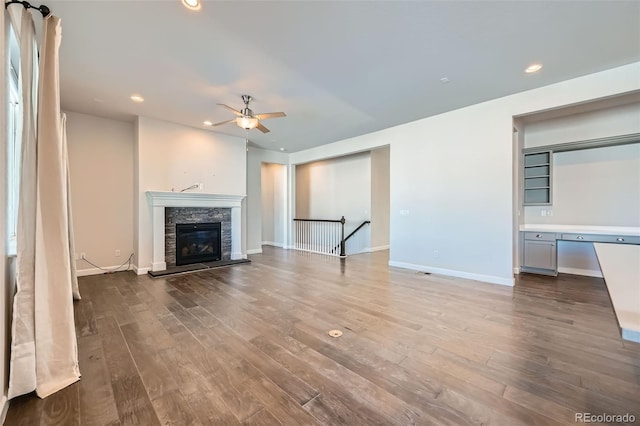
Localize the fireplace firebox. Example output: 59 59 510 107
175 222 221 266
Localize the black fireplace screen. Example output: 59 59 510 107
175 222 221 266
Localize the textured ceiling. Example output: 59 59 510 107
45 0 640 152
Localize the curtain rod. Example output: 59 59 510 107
4 0 50 17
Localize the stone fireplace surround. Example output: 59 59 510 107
146 191 245 272
165 208 230 268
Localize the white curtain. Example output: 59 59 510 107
8 10 80 399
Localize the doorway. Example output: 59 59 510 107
261 163 287 248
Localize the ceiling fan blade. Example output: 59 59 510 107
217 104 243 116
256 122 270 133
255 112 286 120
212 118 236 127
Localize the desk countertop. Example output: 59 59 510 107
519 224 640 236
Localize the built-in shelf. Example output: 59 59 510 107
523 151 552 205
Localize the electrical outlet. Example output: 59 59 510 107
115 249 121 257
80 252 86 260
433 250 439 259
197 183 203 190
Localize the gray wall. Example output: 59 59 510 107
295 151 371 227
246 147 288 253
66 111 135 273
371 146 390 249
523 102 640 276
524 103 640 148
261 163 286 246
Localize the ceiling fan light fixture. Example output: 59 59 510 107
181 0 201 11
237 116 259 130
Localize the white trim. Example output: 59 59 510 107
246 248 263 255
558 267 602 278
513 267 521 274
152 261 167 271
368 245 390 252
1 395 8 425
132 264 151 275
146 191 245 208
262 241 284 248
76 265 133 277
145 192 246 272
519 224 640 236
389 260 514 287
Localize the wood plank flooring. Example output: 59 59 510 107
6 247 640 425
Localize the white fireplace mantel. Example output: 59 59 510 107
146 191 245 272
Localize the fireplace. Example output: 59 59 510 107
175 222 221 265
145 192 244 273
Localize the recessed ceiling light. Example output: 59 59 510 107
279 147 286 151
203 120 213 126
181 0 201 11
525 64 543 73
440 77 450 83
130 94 144 103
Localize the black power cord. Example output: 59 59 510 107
80 252 134 274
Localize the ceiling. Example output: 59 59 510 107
47 0 640 152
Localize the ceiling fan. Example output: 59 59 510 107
213 95 286 133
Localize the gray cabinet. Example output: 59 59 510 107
521 232 557 275
523 151 552 205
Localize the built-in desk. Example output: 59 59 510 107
519 225 640 276
519 224 640 343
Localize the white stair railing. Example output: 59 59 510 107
292 217 372 257
293 217 344 256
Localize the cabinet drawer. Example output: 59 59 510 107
560 233 640 244
524 232 557 242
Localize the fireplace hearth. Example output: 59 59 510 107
175 222 222 266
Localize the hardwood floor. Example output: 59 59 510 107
6 247 640 425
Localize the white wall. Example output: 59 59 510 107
524 103 640 148
134 116 246 272
289 62 640 286
370 146 390 250
65 111 135 275
261 163 286 246
246 147 288 254
295 152 371 228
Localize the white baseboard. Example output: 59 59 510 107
513 267 521 274
368 245 390 252
389 260 514 287
558 267 603 278
231 252 244 260
262 241 284 248
77 265 133 277
246 248 263 255
1 395 8 425
133 265 151 275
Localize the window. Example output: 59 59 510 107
7 26 21 255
